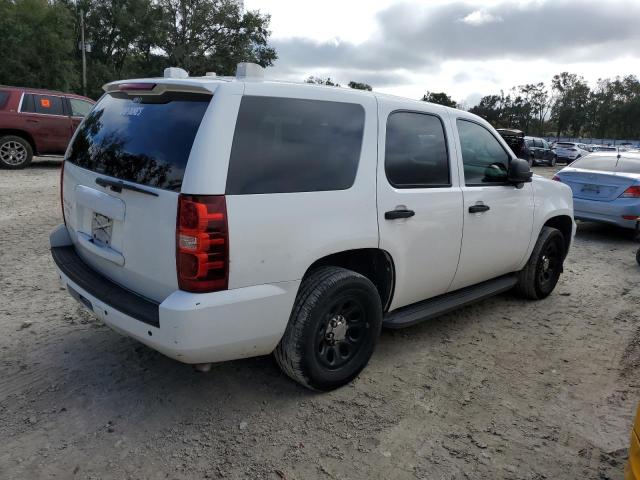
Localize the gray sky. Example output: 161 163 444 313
244 0 640 106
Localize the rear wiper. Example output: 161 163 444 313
95 177 159 197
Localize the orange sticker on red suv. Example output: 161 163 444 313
40 98 51 108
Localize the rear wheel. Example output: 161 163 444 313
515 226 565 299
549 155 557 167
0 135 33 169
274 267 382 391
528 154 534 167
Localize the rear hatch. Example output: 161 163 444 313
559 170 638 201
554 143 577 157
62 86 212 302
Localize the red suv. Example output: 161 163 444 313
0 86 95 169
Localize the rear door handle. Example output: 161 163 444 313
385 209 415 220
469 204 490 213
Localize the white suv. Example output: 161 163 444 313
50 64 575 391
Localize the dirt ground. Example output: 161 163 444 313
0 158 639 480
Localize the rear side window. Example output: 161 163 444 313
0 91 9 108
570 156 617 171
22 94 65 115
226 96 365 194
457 119 510 185
66 91 211 191
534 139 543 148
385 111 449 188
69 98 93 117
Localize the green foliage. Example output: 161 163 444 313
0 0 277 99
421 91 457 108
348 81 372 91
0 0 77 91
305 76 340 87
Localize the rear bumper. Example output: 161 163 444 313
574 198 640 229
50 225 300 364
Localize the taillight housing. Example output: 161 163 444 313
620 186 640 198
176 195 228 293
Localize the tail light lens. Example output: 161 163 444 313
620 186 640 198
552 175 561 182
176 195 228 293
60 161 66 225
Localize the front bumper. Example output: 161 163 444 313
50 225 300 364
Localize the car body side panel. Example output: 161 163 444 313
223 83 380 289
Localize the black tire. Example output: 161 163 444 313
528 155 534 167
636 248 640 266
515 226 565 300
274 267 382 391
0 135 33 169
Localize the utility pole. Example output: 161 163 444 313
80 8 87 97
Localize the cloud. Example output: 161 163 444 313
270 0 640 87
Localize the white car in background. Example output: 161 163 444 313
553 142 591 164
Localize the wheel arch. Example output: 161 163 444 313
303 248 395 312
0 129 37 154
543 215 573 258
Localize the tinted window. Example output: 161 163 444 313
570 156 617 171
541 140 550 149
69 98 93 117
226 96 365 194
457 120 510 185
534 139 543 148
525 139 533 147
385 112 449 188
66 91 211 191
22 94 65 115
556 143 575 148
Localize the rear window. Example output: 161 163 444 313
556 143 575 148
616 158 640 174
570 156 618 171
226 96 365 194
66 91 211 191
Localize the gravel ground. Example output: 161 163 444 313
0 158 639 480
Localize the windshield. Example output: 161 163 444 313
66 91 211 191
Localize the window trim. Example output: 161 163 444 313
19 92 68 117
384 109 452 189
456 117 514 188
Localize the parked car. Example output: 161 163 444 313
553 142 591 164
0 86 95 169
553 152 640 228
590 145 617 152
50 64 575 391
496 129 557 166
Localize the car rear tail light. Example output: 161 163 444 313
118 83 156 91
176 195 228 293
60 161 66 225
552 175 561 182
620 186 640 198
622 215 640 220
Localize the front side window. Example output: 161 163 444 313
385 111 449 188
457 119 510 185
69 98 93 117
227 96 365 194
22 94 65 116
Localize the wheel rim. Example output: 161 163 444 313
0 141 27 166
316 296 369 370
538 241 561 288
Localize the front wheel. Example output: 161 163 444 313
549 155 557 167
515 226 565 299
274 267 382 391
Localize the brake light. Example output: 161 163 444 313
552 175 561 182
60 161 66 225
176 195 228 293
118 83 156 91
620 186 640 198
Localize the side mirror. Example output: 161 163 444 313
508 158 532 188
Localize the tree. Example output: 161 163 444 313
421 91 457 108
0 0 77 91
157 0 276 76
348 81 372 91
305 76 340 87
551 72 590 138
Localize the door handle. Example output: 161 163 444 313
469 204 490 213
385 209 415 220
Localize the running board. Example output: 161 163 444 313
383 274 518 329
